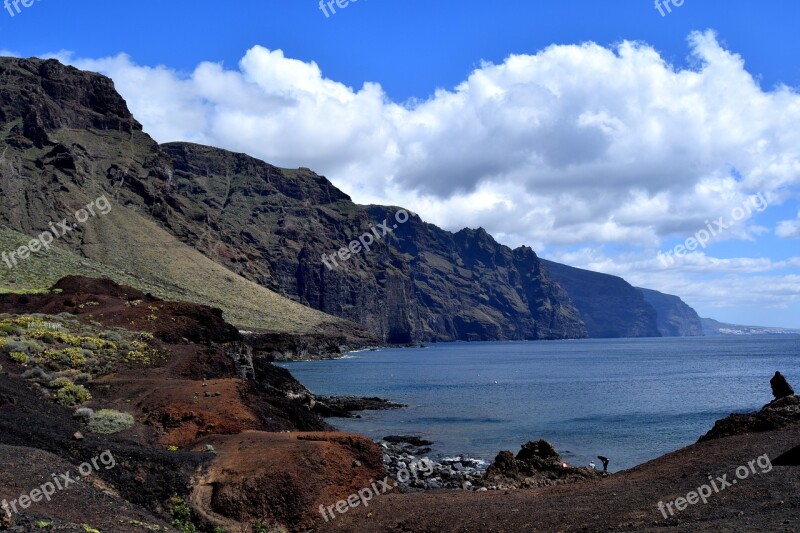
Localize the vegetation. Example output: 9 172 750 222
8 351 29 364
0 314 164 385
168 496 197 533
52 382 92 406
0 224 346 333
87 409 135 434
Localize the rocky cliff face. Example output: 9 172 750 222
638 288 704 337
0 56 586 342
158 143 588 341
541 260 661 338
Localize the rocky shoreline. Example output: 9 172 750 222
378 435 604 493
242 331 383 361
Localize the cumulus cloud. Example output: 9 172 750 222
776 211 800 239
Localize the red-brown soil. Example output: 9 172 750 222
0 276 380 531
190 431 386 531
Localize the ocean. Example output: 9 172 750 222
277 336 800 472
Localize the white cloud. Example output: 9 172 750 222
776 211 800 239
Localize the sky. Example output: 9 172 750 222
1 0 799 328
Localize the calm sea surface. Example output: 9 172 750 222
277 336 800 472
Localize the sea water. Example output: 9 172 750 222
278 336 800 472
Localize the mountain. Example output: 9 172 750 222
157 142 588 342
0 56 369 339
540 260 661 338
0 56 586 342
701 317 800 336
638 288 704 337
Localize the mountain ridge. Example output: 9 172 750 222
0 55 744 341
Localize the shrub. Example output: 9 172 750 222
124 350 151 365
73 407 94 420
48 377 74 389
52 383 91 406
0 323 19 335
9 352 29 364
168 496 197 533
23 340 44 354
74 373 92 383
101 331 123 342
21 367 51 380
37 333 56 344
2 340 28 354
59 347 87 367
87 409 135 434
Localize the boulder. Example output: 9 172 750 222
770 371 795 400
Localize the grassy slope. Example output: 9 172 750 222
0 222 341 334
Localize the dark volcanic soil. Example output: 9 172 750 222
317 423 800 532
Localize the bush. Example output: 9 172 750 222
48 377 74 389
2 340 27 354
87 409 135 434
60 347 87 367
0 323 19 335
21 367 51 380
74 373 92 383
103 331 124 342
52 383 91 406
8 352 29 364
73 407 94 420
168 496 197 533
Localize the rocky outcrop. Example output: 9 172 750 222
699 392 800 442
541 260 661 338
244 331 378 361
771 371 795 399
638 287 704 336
484 439 602 489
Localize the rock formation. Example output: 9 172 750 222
771 371 795 399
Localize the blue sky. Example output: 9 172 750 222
2 1 799 327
